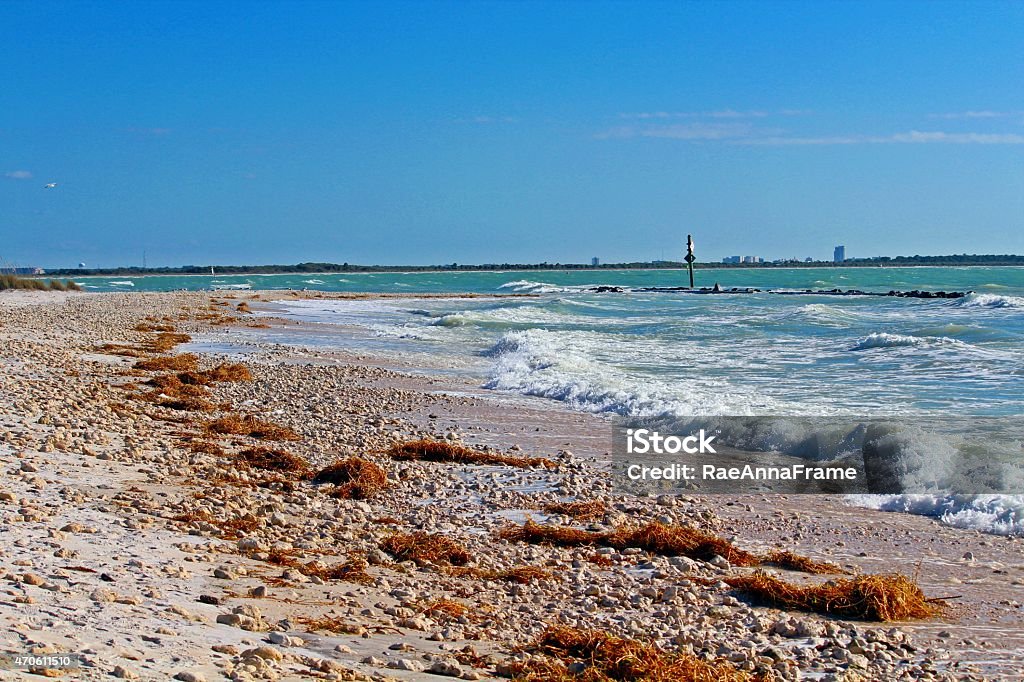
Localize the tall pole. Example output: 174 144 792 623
685 234 696 288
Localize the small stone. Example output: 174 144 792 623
90 588 117 603
427 658 463 677
962 552 975 561
113 665 139 679
388 659 425 672
21 573 46 586
174 673 206 682
243 646 283 662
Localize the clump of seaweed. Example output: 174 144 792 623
297 617 365 635
420 598 469 622
236 301 252 313
380 532 472 566
235 447 312 477
146 373 210 396
509 625 757 681
263 550 372 584
135 353 199 372
542 500 607 522
185 440 227 456
486 567 551 584
724 571 941 622
387 439 555 469
97 343 148 357
312 457 388 499
145 332 192 353
134 322 177 332
172 510 261 539
500 520 760 566
202 362 253 382
140 392 219 412
761 550 846 575
205 414 301 441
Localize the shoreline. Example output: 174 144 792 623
1 290 1023 680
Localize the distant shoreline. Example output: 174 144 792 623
34 260 1024 278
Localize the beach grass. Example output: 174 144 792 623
0 274 81 291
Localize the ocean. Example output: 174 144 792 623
84 266 1024 534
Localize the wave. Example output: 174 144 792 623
302 279 325 285
849 332 925 350
108 280 135 287
482 329 777 417
955 293 1024 309
498 279 617 294
849 332 974 351
849 494 1024 536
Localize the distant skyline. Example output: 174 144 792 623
2 0 1023 268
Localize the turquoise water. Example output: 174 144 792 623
77 265 1024 296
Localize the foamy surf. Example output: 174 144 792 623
848 494 1024 536
955 293 1024 309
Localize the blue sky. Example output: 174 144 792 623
2 0 1022 268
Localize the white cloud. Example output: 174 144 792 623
620 109 772 120
930 110 1022 120
596 122 764 140
739 130 1024 146
4 170 32 179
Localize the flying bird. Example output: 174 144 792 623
43 182 57 189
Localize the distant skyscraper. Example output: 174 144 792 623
834 245 846 263
591 256 600 266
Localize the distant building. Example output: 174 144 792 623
591 257 600 267
805 257 813 262
722 256 741 264
742 256 762 264
834 246 846 263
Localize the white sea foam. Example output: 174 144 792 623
848 494 1024 536
850 332 926 350
483 329 778 417
108 280 135 287
497 279 616 294
302 279 325 285
955 293 1024 309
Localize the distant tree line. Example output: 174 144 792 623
42 254 1024 277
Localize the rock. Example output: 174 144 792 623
268 632 303 647
174 673 206 682
242 646 283 662
388 658 425 672
90 588 117 602
427 658 463 677
21 573 46 586
113 665 139 679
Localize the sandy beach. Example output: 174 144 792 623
2 290 1023 681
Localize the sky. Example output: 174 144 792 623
1 0 1023 268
